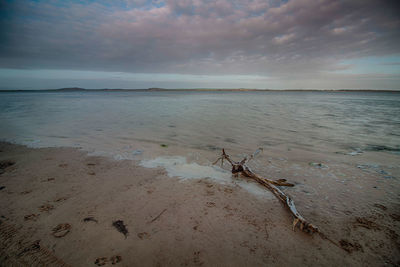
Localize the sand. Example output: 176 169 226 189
0 141 399 266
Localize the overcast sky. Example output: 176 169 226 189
0 0 399 90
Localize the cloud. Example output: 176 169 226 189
0 0 399 88
273 33 296 44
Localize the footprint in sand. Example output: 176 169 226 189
95 257 108 266
41 177 55 182
52 223 71 238
353 217 381 230
339 239 363 253
137 232 150 240
224 188 234 194
206 202 216 208
95 255 122 266
110 255 122 265
193 251 204 266
206 190 215 196
58 163 68 168
39 204 54 212
24 214 40 221
54 196 68 202
83 217 98 223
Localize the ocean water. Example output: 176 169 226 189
0 91 399 160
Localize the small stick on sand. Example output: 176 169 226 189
148 209 167 223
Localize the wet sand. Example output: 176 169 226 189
0 141 399 266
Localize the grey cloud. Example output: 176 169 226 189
0 0 399 79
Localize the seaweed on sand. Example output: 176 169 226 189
112 220 128 238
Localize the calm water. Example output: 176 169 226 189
0 91 399 159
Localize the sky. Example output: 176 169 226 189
0 0 399 90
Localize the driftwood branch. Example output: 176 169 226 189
215 148 318 232
214 148 345 250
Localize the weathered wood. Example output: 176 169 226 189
214 148 345 250
214 148 348 252
214 148 317 233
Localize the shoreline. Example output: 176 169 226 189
0 141 399 266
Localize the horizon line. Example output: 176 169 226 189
1 87 400 92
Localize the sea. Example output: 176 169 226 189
1 90 399 162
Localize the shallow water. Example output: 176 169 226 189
139 156 275 199
0 91 399 159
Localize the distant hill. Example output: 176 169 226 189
147 87 166 91
56 87 86 91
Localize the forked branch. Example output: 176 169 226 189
214 148 318 232
214 148 343 250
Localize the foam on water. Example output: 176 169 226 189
140 156 274 199
140 156 231 181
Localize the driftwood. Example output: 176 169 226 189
214 148 346 250
214 148 318 233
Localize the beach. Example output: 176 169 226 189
1 140 399 266
2 0 400 264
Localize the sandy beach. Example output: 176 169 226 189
0 141 399 266
1 0 400 264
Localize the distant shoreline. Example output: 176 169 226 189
0 87 399 93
